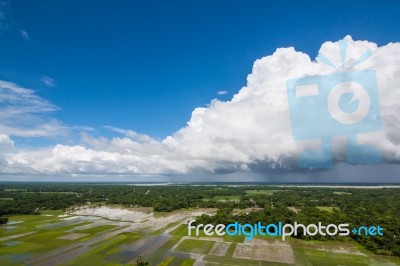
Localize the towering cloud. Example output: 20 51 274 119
1 36 400 177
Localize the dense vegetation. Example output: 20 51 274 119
0 182 399 257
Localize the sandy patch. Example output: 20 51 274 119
69 206 216 232
288 207 300 213
232 208 263 215
209 242 231 256
71 206 152 222
62 215 100 222
233 239 294 264
316 247 366 256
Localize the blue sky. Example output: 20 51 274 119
1 0 399 139
1 0 400 181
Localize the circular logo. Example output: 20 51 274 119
327 81 370 125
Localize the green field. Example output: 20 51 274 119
0 211 144 266
2 183 400 265
2 210 400 266
316 206 338 213
204 255 288 266
148 235 181 264
40 210 65 216
1 221 92 256
3 189 27 192
75 224 117 234
333 191 353 195
212 195 241 201
23 191 77 195
165 222 400 265
285 238 399 265
175 239 216 254
1 213 64 238
0 198 13 201
63 232 142 265
245 190 284 195
159 256 195 266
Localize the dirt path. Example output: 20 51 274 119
0 231 36 242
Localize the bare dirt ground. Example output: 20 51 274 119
69 206 153 222
208 242 231 256
69 206 216 232
232 208 263 215
291 239 367 256
233 238 295 264
316 246 366 256
0 231 36 242
288 206 301 213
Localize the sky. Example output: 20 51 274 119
0 0 400 182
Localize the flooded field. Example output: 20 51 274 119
2 206 400 266
0 206 215 265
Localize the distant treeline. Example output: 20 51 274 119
0 183 399 256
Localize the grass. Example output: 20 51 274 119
205 238 391 266
294 248 372 266
289 237 400 265
0 213 62 238
148 236 181 264
316 206 338 213
289 237 367 254
225 242 237 256
212 195 241 201
0 210 96 263
40 209 64 216
3 189 27 192
170 224 189 237
204 255 288 266
8 214 53 222
174 239 215 254
23 191 77 195
149 221 181 235
0 198 13 201
245 190 284 196
159 256 174 265
370 255 400 265
3 207 400 266
63 232 142 266
333 191 353 195
159 256 195 266
201 198 213 201
76 225 117 234
223 233 245 243
181 259 195 266
0 221 91 255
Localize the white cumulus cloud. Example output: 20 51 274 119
1 36 400 177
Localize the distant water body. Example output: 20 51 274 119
116 182 400 188
277 185 400 189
